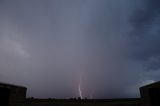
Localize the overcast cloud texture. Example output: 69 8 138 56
0 0 160 99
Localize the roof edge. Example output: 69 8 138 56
0 82 27 89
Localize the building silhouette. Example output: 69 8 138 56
0 82 27 106
2 81 160 106
140 81 160 106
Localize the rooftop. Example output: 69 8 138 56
140 81 160 89
0 82 27 89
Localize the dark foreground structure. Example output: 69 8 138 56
25 98 141 106
0 82 27 106
1 81 160 106
140 81 160 106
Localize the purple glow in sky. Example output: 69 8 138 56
0 0 160 99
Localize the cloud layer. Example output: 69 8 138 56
0 0 160 98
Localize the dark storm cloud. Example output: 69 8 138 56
131 0 160 31
0 0 160 99
129 0 160 71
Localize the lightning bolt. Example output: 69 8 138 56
78 75 83 99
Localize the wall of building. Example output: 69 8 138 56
0 83 27 106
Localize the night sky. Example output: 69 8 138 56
0 0 160 99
